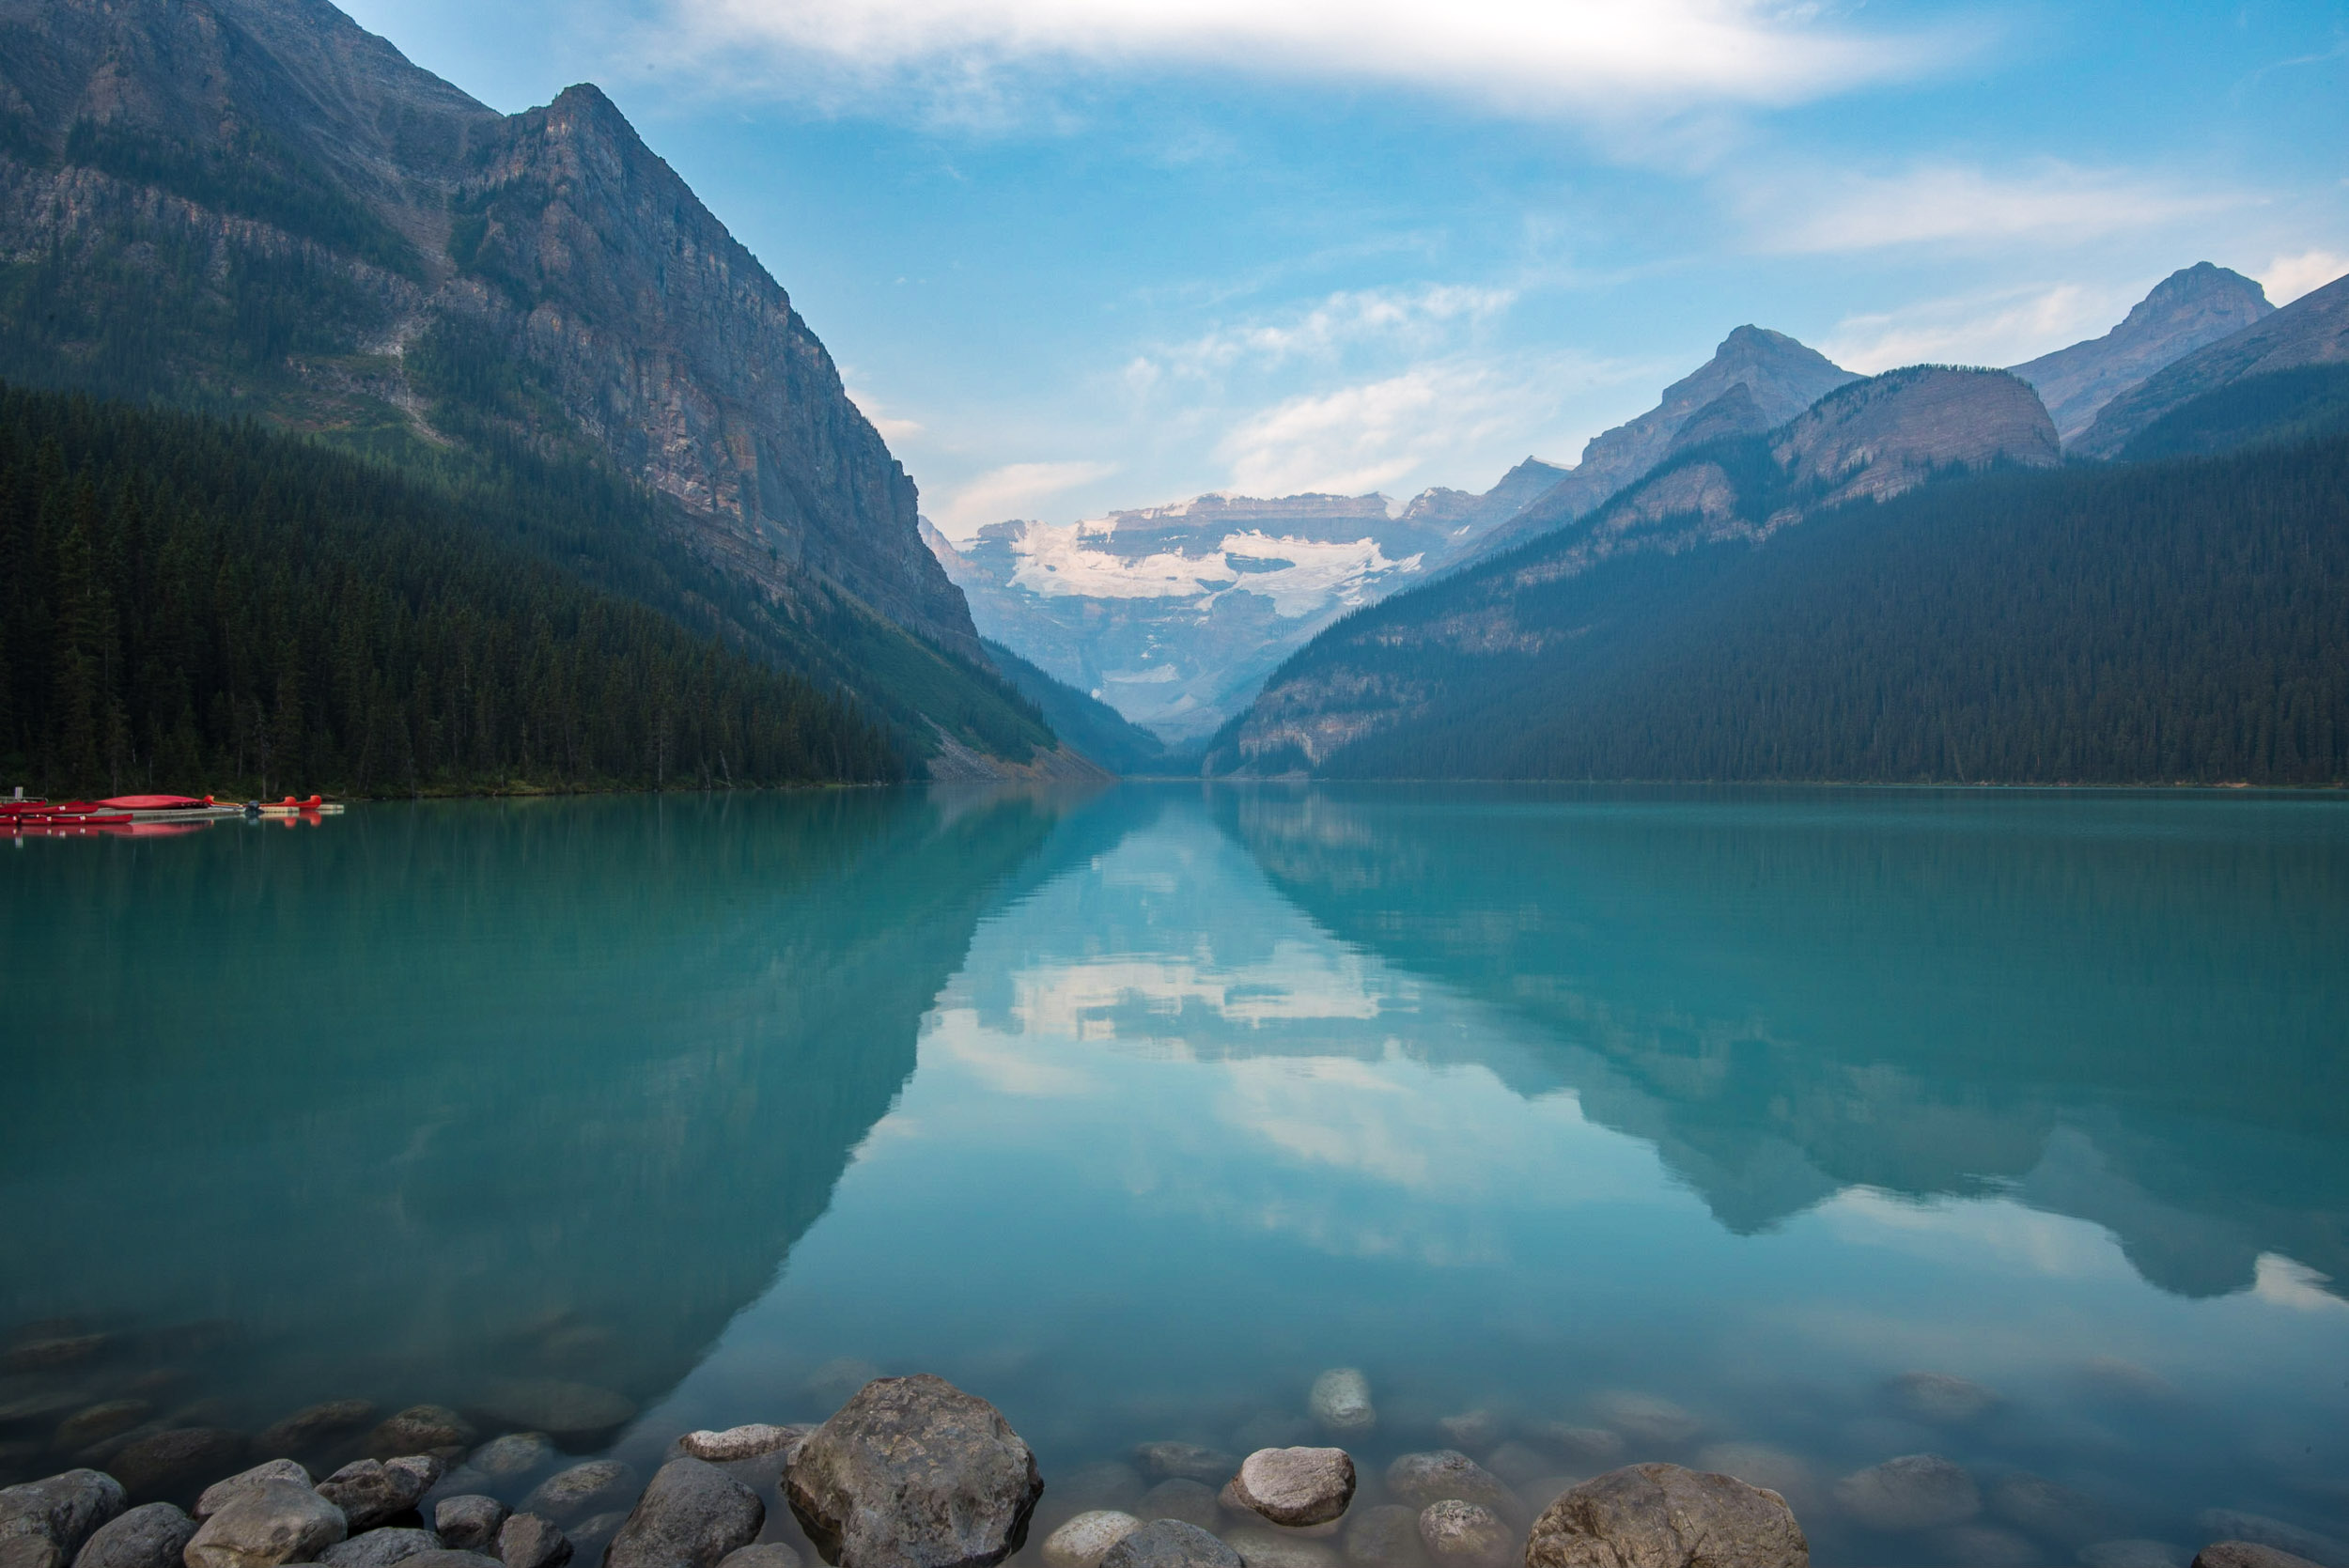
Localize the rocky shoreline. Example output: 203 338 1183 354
2 1368 2335 1568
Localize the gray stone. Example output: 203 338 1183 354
1222 1528 1338 1568
1586 1397 1699 1451
1832 1454 1979 1532
492 1514 569 1568
520 1466 635 1529
381 1554 499 1568
2079 1543 2186 1568
433 1500 506 1554
564 1514 627 1553
182 1481 347 1568
197 1467 313 1523
713 1550 800 1568
2195 1545 2327 1568
1885 1374 1999 1425
69 1502 194 1568
1341 1507 1425 1568
1986 1474 2106 1546
1137 1483 1220 1533
1523 1430 1622 1470
1233 1452 1354 1529
257 1408 379 1463
319 1529 442 1568
1379 1456 1513 1518
677 1429 807 1466
782 1374 1041 1568
1307 1375 1374 1439
2195 1515 2345 1568
54 1409 151 1455
1135 1448 1237 1486
1526 1464 1808 1568
1414 1503 1510 1568
461 1438 552 1484
1098 1521 1243 1568
1041 1513 1142 1568
602 1459 762 1568
108 1431 249 1505
2 1469 128 1568
364 1418 474 1468
317 1460 443 1534
468 1388 634 1451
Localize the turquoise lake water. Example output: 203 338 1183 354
5 785 2347 1567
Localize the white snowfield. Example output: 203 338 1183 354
1006 520 1423 618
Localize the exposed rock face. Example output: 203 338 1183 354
781 1374 1042 1568
316 1458 442 1532
601 1459 761 1568
67 1502 193 1568
1 1470 127 1568
1232 1451 1355 1529
1770 368 2058 514
1097 1521 1243 1568
432 1497 506 1553
1524 1464 1806 1568
196 1465 313 1523
181 1481 346 1568
2077 272 2349 458
494 1514 572 1568
2011 264 2275 442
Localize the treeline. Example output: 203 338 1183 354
1294 431 2349 784
0 384 902 798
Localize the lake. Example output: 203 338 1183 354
5 784 2347 1568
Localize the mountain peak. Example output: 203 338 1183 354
2011 262 2276 443
2131 262 2271 325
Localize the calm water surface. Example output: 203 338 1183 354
6 785 2348 1567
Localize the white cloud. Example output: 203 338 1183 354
844 387 925 442
1172 284 1517 375
934 458 1118 537
2263 248 2349 305
2250 1252 2347 1312
1214 360 1529 496
661 0 1951 119
1755 163 2243 255
1821 281 2120 373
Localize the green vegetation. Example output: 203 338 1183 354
2119 365 2349 461
981 639 1170 775
0 383 904 798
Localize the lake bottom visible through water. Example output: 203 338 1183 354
5 784 2347 1568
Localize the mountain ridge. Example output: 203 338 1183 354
2009 262 2273 444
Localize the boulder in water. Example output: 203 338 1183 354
319 1528 442 1568
1 1469 128 1568
1099 1521 1242 1568
1380 1456 1512 1518
469 1387 634 1452
715 1550 801 1568
2195 1545 2327 1568
1221 1527 1338 1568
1525 1463 1807 1568
108 1430 248 1505
434 1498 506 1554
677 1429 808 1466
1041 1512 1142 1568
601 1459 762 1568
365 1415 474 1467
1884 1374 1999 1426
196 1466 312 1523
521 1465 635 1529
317 1458 443 1533
1307 1375 1374 1439
782 1374 1041 1568
1415 1502 1511 1568
1135 1482 1219 1533
1134 1448 1236 1487
493 1514 570 1568
1831 1454 1978 1532
257 1405 378 1462
68 1501 194 1568
182 1481 346 1568
1340 1506 1426 1568
1232 1452 1355 1529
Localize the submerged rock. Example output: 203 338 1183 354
1341 1506 1427 1568
1476 1445 1552 1494
1884 1374 1999 1426
319 1528 442 1568
1222 1526 1339 1568
782 1374 1041 1568
382 1553 499 1568
1586 1397 1699 1452
1689 1447 1813 1512
1522 1429 1622 1470
1136 1482 1220 1533
2195 1545 2327 1568
182 1481 345 1568
493 1514 570 1568
109 1430 249 1504
1434 1416 1503 1454
1099 1520 1242 1568
1525 1463 1807 1568
714 1549 801 1568
2195 1514 2346 1568
1233 1452 1355 1529
3 1342 109 1377
1831 1454 1979 1532
1931 1525 2037 1565
434 1498 506 1554
1985 1473 2106 1545
1381 1456 1513 1518
677 1428 807 1466
521 1465 636 1529
54 1409 149 1456
1307 1375 1374 1439
366 1415 474 1467
470 1387 634 1451
1414 1502 1511 1568
257 1405 379 1462
317 1458 443 1533
602 1459 762 1568
2079 1542 2186 1568
1041 1512 1142 1568
68 1502 194 1568
1 1468 128 1568
196 1465 312 1523
466 1436 554 1483
1135 1448 1237 1487
1057 1465 1146 1516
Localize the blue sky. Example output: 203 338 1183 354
339 0 2349 536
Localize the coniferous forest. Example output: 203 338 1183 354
0 384 905 798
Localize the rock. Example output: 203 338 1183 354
520 1467 635 1529
54 1409 151 1455
108 1430 248 1505
316 1460 443 1533
468 1387 634 1452
182 1482 346 1568
1414 1503 1510 1568
1341 1507 1426 1568
1476 1446 1551 1494
447 1436 555 1492
1 1469 128 1568
1307 1375 1374 1439
602 1460 761 1568
676 1429 807 1466
0 1393 92 1435
713 1550 799 1568
196 1467 315 1523
365 1417 474 1467
1522 1429 1622 1470
1586 1397 1699 1451
68 1502 194 1568
257 1408 378 1462
1058 1466 1146 1516
319 1529 442 1568
1098 1520 1243 1568
1380 1456 1513 1518
1135 1448 1237 1487
1884 1374 1999 1426
492 1515 569 1568
566 1514 628 1553
1525 1464 1807 1568
1222 1528 1339 1568
1986 1474 2105 1545
2078 1543 2186 1568
782 1375 1040 1568
2 1343 109 1378
1233 1452 1354 1529
434 1499 506 1555
1041 1513 1142 1568
1433 1416 1502 1454
1137 1483 1220 1532
2195 1515 2345 1568
381 1554 498 1568
1832 1455 1978 1532
2195 1545 2327 1568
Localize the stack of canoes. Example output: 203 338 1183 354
2 793 340 836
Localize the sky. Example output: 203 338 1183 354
336 0 2349 538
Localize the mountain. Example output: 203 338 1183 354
925 469 1550 744
1214 365 2113 776
980 640 1169 777
2009 263 2273 443
0 0 1050 772
2076 271 2349 458
1465 325 1860 559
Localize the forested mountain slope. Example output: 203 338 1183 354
2009 263 2273 443
2077 272 2349 457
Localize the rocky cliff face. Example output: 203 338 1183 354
2075 271 2349 458
2010 262 2273 444
0 0 983 661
